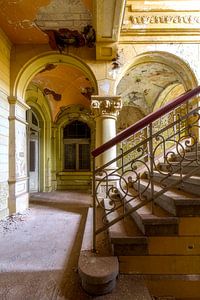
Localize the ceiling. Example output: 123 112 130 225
31 64 94 120
117 62 184 114
0 0 95 119
1 1 196 120
0 0 93 44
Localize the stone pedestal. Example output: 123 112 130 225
8 97 30 213
91 96 122 169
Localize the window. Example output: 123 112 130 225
63 121 91 171
30 141 36 171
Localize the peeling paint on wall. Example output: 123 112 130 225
117 62 182 114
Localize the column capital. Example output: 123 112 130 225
91 95 122 118
8 96 30 110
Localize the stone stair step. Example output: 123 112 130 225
146 275 200 299
139 179 200 216
103 198 148 256
159 161 200 175
119 255 200 275
151 171 200 195
148 236 200 255
124 195 179 236
172 150 200 161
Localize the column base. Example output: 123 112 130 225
9 192 29 214
0 208 9 220
8 178 29 214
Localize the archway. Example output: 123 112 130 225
13 52 98 192
116 51 198 128
13 52 98 100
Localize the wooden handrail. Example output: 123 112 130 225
92 85 200 158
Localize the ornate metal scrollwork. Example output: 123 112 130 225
93 99 200 241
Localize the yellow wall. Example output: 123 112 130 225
0 28 11 93
0 28 12 218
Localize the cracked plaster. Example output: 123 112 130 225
36 0 92 31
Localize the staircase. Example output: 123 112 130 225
107 147 200 273
91 86 200 298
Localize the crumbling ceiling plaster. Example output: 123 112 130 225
117 62 183 114
31 64 94 120
0 0 92 43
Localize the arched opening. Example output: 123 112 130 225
13 53 97 192
116 51 198 133
153 82 185 111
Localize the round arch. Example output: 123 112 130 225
55 104 95 172
153 82 185 111
114 51 198 94
26 87 53 192
13 51 98 100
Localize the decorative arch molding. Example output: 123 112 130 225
26 86 53 192
56 104 94 127
153 82 185 112
55 104 95 173
25 84 52 123
55 104 95 147
13 51 98 101
115 51 198 93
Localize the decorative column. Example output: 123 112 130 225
8 96 30 213
91 96 122 169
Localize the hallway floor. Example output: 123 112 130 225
0 191 150 300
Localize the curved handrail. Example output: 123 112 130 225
92 85 200 158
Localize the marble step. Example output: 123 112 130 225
119 255 200 275
151 170 200 196
159 160 200 175
103 198 148 256
171 150 200 161
103 199 200 256
124 195 179 236
138 179 200 217
146 275 200 300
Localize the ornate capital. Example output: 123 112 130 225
91 96 122 118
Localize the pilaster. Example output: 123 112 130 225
8 96 30 213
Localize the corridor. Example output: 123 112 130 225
0 191 92 299
0 191 150 300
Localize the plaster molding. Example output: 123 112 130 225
91 96 122 118
95 0 125 42
8 116 28 126
129 15 200 25
127 0 200 12
13 52 98 100
8 96 30 110
122 1 200 42
8 177 29 184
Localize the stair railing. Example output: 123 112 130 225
92 86 200 251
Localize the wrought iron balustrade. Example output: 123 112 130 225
92 86 200 251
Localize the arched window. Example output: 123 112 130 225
63 120 91 171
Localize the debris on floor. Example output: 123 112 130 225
0 210 30 234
